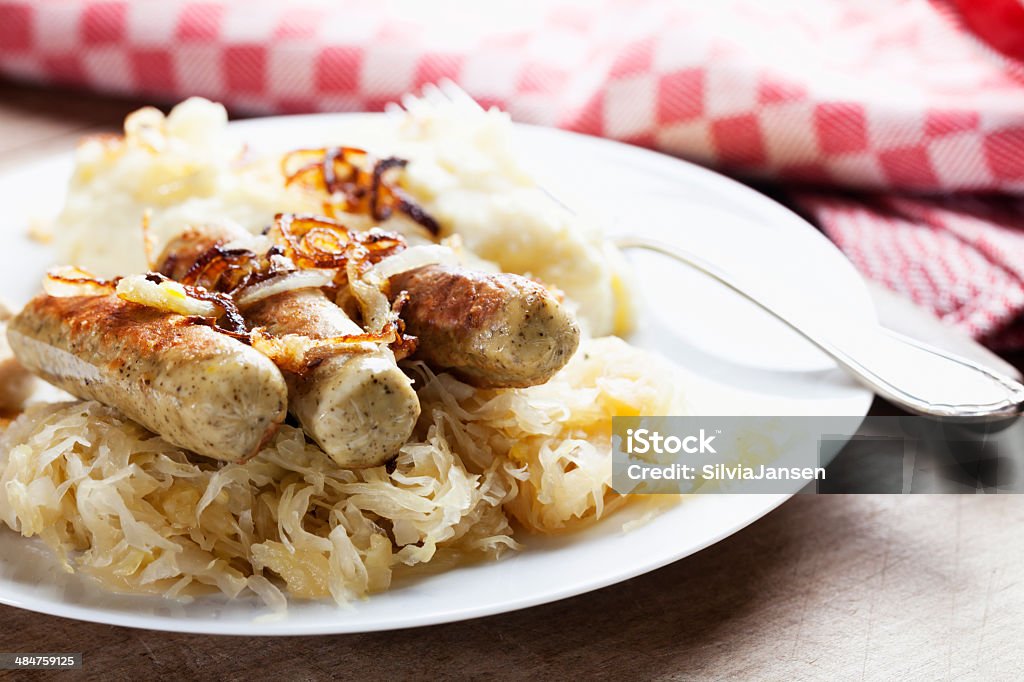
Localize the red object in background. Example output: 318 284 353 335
951 0 1024 62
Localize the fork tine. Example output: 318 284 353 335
399 92 425 115
385 80 487 121
438 79 484 112
421 83 449 108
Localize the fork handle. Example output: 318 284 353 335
616 236 1024 421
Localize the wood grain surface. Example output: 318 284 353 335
0 80 1022 682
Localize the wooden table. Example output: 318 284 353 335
2 81 1023 681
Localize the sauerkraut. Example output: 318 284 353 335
0 337 683 608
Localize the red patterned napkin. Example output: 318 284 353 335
2 0 1024 347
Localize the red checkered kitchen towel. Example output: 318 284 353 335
3 0 1024 347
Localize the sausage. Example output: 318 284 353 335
157 228 420 468
162 227 580 389
245 289 420 467
6 293 288 462
389 265 581 388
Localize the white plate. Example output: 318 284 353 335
0 115 874 635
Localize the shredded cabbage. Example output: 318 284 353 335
414 336 686 532
0 337 683 608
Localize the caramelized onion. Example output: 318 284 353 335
388 291 418 361
143 273 250 341
178 244 264 293
163 214 418 356
369 244 457 280
41 267 251 343
116 274 220 318
141 210 157 270
281 147 441 235
233 269 336 308
250 326 395 376
43 267 119 297
270 213 406 272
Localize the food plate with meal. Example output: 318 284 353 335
0 87 873 634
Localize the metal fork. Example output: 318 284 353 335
392 81 1024 422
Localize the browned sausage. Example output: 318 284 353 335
162 227 580 389
157 228 420 468
6 293 288 461
244 288 420 467
389 265 580 388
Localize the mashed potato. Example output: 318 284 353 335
55 99 319 277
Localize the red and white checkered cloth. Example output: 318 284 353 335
3 0 1024 347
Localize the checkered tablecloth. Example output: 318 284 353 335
3 0 1024 347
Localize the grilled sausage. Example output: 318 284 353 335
245 289 420 467
389 265 580 388
6 293 288 461
158 228 420 468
